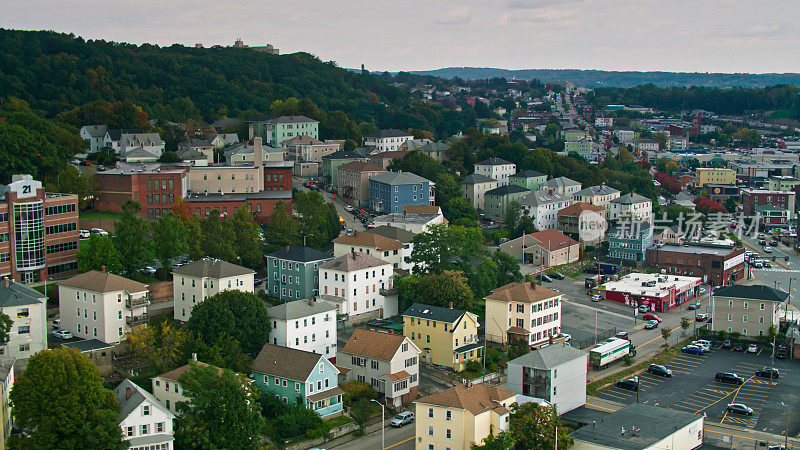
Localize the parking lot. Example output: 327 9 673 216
596 343 800 435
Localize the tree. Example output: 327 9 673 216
183 215 204 261
491 251 524 287
653 132 668 150
187 290 271 355
443 197 478 223
273 404 327 440
294 191 340 250
230 205 263 269
126 321 190 372
472 428 515 450
724 198 737 214
175 363 265 450
199 209 236 262
151 212 187 271
0 312 13 346
680 317 690 336
661 327 672 347
263 201 299 252
114 200 153 274
351 398 375 431
158 151 181 163
507 337 530 361
408 224 487 274
509 402 573 450
45 165 96 209
10 348 127 449
77 234 123 274
414 270 474 310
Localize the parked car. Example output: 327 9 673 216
696 313 709 322
715 372 745 385
615 378 639 391
759 239 767 245
642 314 662 322
755 368 780 379
140 266 156 276
78 229 90 239
590 295 602 302
691 341 711 351
540 274 553 282
682 346 705 355
765 247 773 253
770 240 779 246
344 205 354 212
733 343 746 352
90 228 109 236
346 228 354 235
726 403 753 416
390 411 414 427
52 330 73 340
550 272 565 280
687 302 701 310
615 331 629 340
648 364 672 377
638 305 649 313
644 320 659 330
721 339 732 349
747 344 758 353
775 346 789 359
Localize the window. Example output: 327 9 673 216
445 410 451 421
428 408 434 418
18 325 30 334
19 344 30 352
142 405 150 415
141 424 149 435
126 426 134 437
744 302 748 309
446 429 452 439
428 426 434 436
156 422 164 433
743 315 748 323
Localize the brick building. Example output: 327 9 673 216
263 161 294 191
740 189 796 216
646 244 745 286
95 163 189 220
186 190 292 221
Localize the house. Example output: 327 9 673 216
755 204 790 226
398 139 432 152
483 184 531 221
175 147 211 165
79 124 108 152
152 359 222 415
562 128 586 141
572 185 621 211
248 115 319 147
265 246 332 301
712 284 790 337
474 158 517 186
0 278 47 362
414 384 517 450
114 379 175 450
367 150 409 170
321 150 368 188
0 361 13 450
339 328 421 407
609 192 653 224
103 128 142 152
506 343 587 413
338 161 386 207
368 172 433 214
369 225 416 246
635 139 659 152
363 129 414 153
419 141 450 162
653 225 683 246
538 176 582 198
119 133 165 160
172 258 255 322
333 231 413 273
268 298 338 359
740 189 796 216
224 141 285 164
695 168 736 188
283 135 340 162
509 170 547 191
58 271 149 344
608 222 653 263
402 303 481 371
499 229 579 266
484 282 563 346
207 133 239 149
461 174 499 211
557 202 606 245
177 138 215 161
594 117 613 127
61 339 114 377
251 344 344 418
518 191 570 231
372 213 444 234
565 137 593 155
613 128 637 143
318 252 398 322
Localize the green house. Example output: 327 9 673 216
510 170 547 191
321 150 368 187
484 185 530 221
265 245 333 301
248 115 319 147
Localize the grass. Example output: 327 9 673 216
79 210 121 222
769 109 793 119
325 415 354 428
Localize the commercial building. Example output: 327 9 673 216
0 278 47 362
95 163 188 219
186 190 292 221
114 379 175 450
499 230 579 266
755 204 790 226
506 343 587 413
483 185 530 221
333 231 413 273
0 175 79 283
172 258 254 322
484 282 562 346
372 213 444 234
474 158 517 186
248 115 319 147
695 168 736 188
363 129 414 153
646 244 745 286
712 284 790 337
602 272 702 313
368 172 433 214
268 298 338 359
265 246 332 301
609 193 652 224
337 161 386 207
557 202 606 246
402 303 481 371
318 252 398 322
740 189 796 216
461 174 498 211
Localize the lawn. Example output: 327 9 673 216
325 415 354 428
79 210 122 222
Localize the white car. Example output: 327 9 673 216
78 229 90 239
764 247 773 253
747 344 758 353
90 228 109 236
344 205 354 212
390 411 414 427
52 330 73 340
561 333 571 342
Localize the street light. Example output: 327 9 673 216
781 401 790 450
371 398 385 450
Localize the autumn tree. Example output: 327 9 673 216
126 321 190 372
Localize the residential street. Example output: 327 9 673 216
327 421 415 450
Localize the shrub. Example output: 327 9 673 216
273 405 324 441
465 360 483 373
340 381 379 407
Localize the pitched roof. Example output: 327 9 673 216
485 185 530 196
0 279 46 308
403 205 442 215
557 201 605 217
420 141 450 152
402 303 468 324
320 251 390 272
282 135 324 146
337 161 385 173
415 384 516 415
341 328 406 361
461 174 498 185
172 258 254 278
518 191 566 206
333 232 404 251
251 344 330 381
58 271 148 294
714 284 789 302
369 225 416 243
370 172 431 186
575 185 621 197
266 245 332 263
542 176 580 188
265 115 318 124
527 229 578 251
107 129 142 141
322 150 365 161
268 298 338 321
511 170 546 179
114 379 173 423
611 192 651 205
156 361 215 382
476 157 513 166
485 282 561 304
368 150 409 160
387 370 411 381
364 129 413 139
507 343 586 370
81 124 107 138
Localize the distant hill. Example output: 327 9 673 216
405 67 800 88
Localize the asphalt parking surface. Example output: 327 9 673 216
596 343 800 435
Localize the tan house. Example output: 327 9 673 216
283 135 340 162
557 202 606 246
712 284 792 338
484 282 563 346
499 229 579 266
414 384 516 450
654 225 683 245
332 231 414 273
572 184 621 212
368 150 409 170
402 303 481 371
152 359 220 414
337 161 386 207
461 174 498 211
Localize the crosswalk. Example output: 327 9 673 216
754 268 800 273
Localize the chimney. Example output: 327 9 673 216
308 297 315 306
285 245 289 252
191 353 197 362
352 251 357 260
3 278 8 288
101 266 106 273
530 281 536 289
125 387 132 400
448 302 453 309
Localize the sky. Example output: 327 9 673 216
3 0 799 73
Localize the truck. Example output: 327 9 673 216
590 339 636 369
599 263 620 275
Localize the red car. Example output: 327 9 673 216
643 314 662 322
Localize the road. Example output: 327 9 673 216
292 178 365 233
328 422 415 450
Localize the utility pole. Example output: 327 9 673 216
594 309 598 346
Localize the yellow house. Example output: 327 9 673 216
414 383 516 450
402 303 482 371
695 168 735 188
572 185 621 212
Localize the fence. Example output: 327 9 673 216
572 327 620 350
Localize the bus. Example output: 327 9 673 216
590 339 636 369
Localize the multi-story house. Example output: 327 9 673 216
755 204 790 226
103 128 142 153
767 176 800 192
114 379 175 450
0 174 79 283
484 281 563 346
461 174 498 211
613 128 637 143
557 202 606 245
368 172 433 214
339 328 421 407
321 150 369 188
172 258 255 322
506 344 588 413
318 252 398 322
419 141 450 163
634 139 659 153
248 115 319 147
474 158 516 186
483 185 530 221
0 361 12 450
573 185 621 211
509 170 547 191
694 168 736 188
119 133 165 161
251 344 343 418
338 161 386 207
609 222 653 262
79 124 108 152
499 230 579 266
333 231 413 273
0 278 47 361
363 129 414 153
740 189 796 216
594 117 613 127
565 137 593 155
58 270 149 344
712 284 789 338
152 359 217 415
367 150 409 170
268 298 338 360
283 135 339 162
414 384 516 450
518 191 570 231
402 303 481 371
369 225 416 249
609 193 652 224
538 176 581 198
265 246 332 301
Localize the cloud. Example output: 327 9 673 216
432 6 472 25
505 0 584 9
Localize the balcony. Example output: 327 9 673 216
126 314 149 326
380 287 398 296
523 375 550 388
126 297 150 308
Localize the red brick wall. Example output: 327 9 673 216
263 167 292 191
189 197 292 221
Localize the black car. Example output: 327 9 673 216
648 364 672 378
755 368 780 379
733 343 746 352
616 378 639 391
550 272 565 280
721 339 732 349
715 372 745 385
775 346 789 359
770 240 779 246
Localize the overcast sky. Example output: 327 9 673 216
3 0 799 73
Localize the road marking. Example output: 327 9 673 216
586 403 618 412
385 436 414 449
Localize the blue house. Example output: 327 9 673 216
251 344 343 418
368 172 432 214
609 222 653 262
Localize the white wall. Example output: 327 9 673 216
0 299 47 361
270 310 338 358
319 263 394 318
58 286 148 344
173 273 255 321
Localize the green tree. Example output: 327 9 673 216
491 251 524 287
151 212 187 271
509 402 573 450
9 348 127 449
199 209 236 262
680 317 690 336
273 404 326 440
126 321 190 372
661 327 672 347
443 197 478 223
114 200 153 274
77 234 123 274
724 198 737 214
230 205 263 269
184 215 204 261
414 270 474 310
408 224 487 274
653 131 668 150
472 428 515 449
351 398 375 431
186 290 271 355
0 312 13 347
294 190 335 250
175 363 265 450
45 165 96 209
263 201 299 252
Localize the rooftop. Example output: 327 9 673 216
364 129 413 139
319 251 391 272
402 303 470 324
265 115 318 124
337 161 385 173
251 344 330 381
403 205 442 215
527 229 578 251
370 171 430 186
476 157 513 166
507 343 586 369
268 298 338 321
333 231 404 251
114 379 172 423
511 170 546 179
485 184 530 196
155 361 216 382
185 190 292 203
341 328 409 361
611 192 651 205
373 213 440 225
714 284 789 302
415 384 516 416
266 245 332 263
654 244 738 256
518 191 566 206
368 225 416 243
172 258 254 278
61 339 114 353
542 176 580 188
557 201 605 217
485 282 561 304
604 273 701 298
58 271 148 294
0 279 46 308
461 174 498 185
575 185 621 197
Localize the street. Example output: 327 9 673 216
292 177 365 233
327 421 415 450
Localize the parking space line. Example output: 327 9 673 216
669 358 702 365
600 391 631 401
675 400 709 409
670 369 692 375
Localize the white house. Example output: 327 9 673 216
0 278 48 362
318 252 398 322
538 177 582 198
152 359 218 415
363 129 414 153
267 298 339 360
333 231 414 273
371 213 444 234
594 117 613 128
119 133 165 159
613 129 636 143
58 271 150 344
474 158 517 186
114 379 175 450
609 192 653 224
506 343 587 413
172 258 255 322
518 191 570 231
79 125 108 153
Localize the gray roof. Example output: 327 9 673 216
0 280 46 308
575 185 621 197
61 339 114 352
655 244 733 256
542 176 580 188
506 343 586 370
369 225 416 243
266 245 332 263
365 129 413 139
476 157 513 166
511 170 546 179
402 303 468 324
570 403 701 449
714 284 789 302
420 141 450 152
461 174 498 185
266 115 318 124
485 184 530 197
172 258 254 278
114 379 173 424
251 344 329 381
319 252 389 272
185 190 292 203
519 191 566 206
81 124 107 138
322 150 365 161
611 192 651 205
370 171 431 186
373 213 440 225
268 299 338 321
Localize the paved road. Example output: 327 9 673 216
327 422 415 450
292 178 365 233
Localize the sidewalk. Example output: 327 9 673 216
326 420 387 449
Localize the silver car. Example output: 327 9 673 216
390 411 414 427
